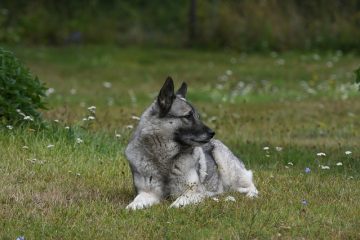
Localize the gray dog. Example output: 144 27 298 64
125 77 258 210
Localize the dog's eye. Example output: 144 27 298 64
184 112 193 119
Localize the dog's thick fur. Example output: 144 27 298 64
125 77 258 210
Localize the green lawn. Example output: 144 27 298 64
1 46 359 239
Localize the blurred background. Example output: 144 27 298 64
1 0 360 52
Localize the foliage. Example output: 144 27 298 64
0 47 47 124
355 67 360 91
1 0 360 51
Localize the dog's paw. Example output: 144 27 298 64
126 192 160 210
237 186 259 198
170 193 204 208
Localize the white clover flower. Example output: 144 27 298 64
45 88 55 96
23 116 34 121
47 144 55 148
316 152 326 157
87 106 96 113
225 196 236 202
345 151 352 155
76 138 83 144
320 165 330 170
70 88 77 95
131 115 140 121
263 146 269 150
6 125 13 130
336 162 343 166
103 82 112 88
275 146 283 151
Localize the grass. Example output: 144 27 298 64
1 46 360 239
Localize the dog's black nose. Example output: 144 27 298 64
208 130 215 138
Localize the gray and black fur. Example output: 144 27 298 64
125 77 258 210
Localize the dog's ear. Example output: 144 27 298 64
157 76 175 117
176 82 187 98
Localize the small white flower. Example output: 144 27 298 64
212 197 219 202
103 82 112 88
320 165 330 170
65 126 70 130
23 116 34 121
76 173 81 176
126 125 134 129
70 88 77 95
22 146 29 149
87 106 96 113
47 144 55 148
265 154 270 158
287 162 293 166
30 158 36 164
87 116 95 120
6 125 13 130
45 87 55 96
76 138 83 144
275 146 283 151
16 109 26 117
115 133 121 138
131 115 140 121
336 162 343 166
316 152 326 157
263 146 270 150
225 196 236 202
345 151 352 155
54 119 59 123
225 70 233 76
82 118 88 121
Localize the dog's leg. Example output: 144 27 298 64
170 168 207 208
126 170 163 210
126 192 161 210
211 139 259 198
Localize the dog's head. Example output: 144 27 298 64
155 77 215 146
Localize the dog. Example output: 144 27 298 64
125 77 258 210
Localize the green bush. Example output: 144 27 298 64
0 47 47 124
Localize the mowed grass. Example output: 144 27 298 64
1 46 360 239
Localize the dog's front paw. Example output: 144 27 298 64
238 186 259 198
126 192 160 210
170 193 204 208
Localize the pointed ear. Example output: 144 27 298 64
176 82 187 98
157 77 175 117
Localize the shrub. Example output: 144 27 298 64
0 47 47 124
